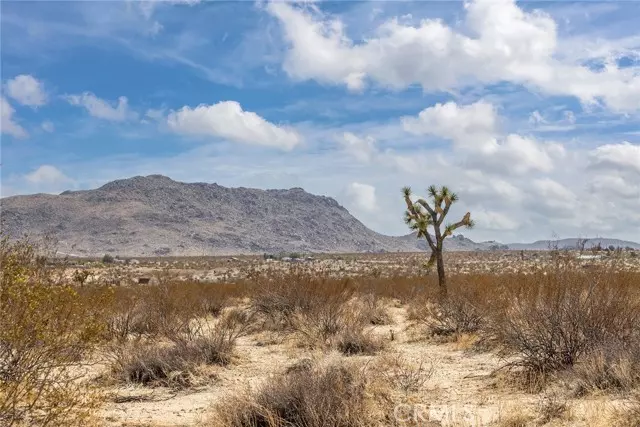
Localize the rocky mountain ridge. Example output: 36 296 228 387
2 175 638 256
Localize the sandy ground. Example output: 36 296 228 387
100 305 631 427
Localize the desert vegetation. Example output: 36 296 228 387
2 235 640 426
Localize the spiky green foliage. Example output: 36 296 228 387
402 185 473 297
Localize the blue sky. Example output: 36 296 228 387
1 0 639 242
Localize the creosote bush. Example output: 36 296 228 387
336 328 385 356
209 360 385 427
109 308 253 388
572 341 640 393
110 343 195 388
0 238 105 427
487 270 640 376
248 269 388 351
101 280 243 341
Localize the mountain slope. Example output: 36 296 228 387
3 175 638 256
1 175 420 256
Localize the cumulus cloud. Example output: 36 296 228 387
6 74 47 107
1 96 28 138
344 182 378 213
338 132 378 163
531 178 579 216
402 101 497 145
589 141 640 174
167 101 301 150
25 165 72 185
402 101 561 175
268 0 640 111
472 208 520 231
66 92 136 121
589 174 640 199
336 132 428 175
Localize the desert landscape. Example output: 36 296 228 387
2 239 640 427
3 0 640 425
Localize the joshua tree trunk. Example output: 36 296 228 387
402 185 473 299
436 252 446 298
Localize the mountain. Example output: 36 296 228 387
506 238 640 251
2 175 638 256
1 175 421 256
397 233 498 251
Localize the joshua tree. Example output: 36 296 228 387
403 185 473 298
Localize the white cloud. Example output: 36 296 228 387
336 131 429 175
268 0 640 112
25 165 72 185
145 108 165 121
167 101 301 150
589 141 640 174
6 74 47 107
338 132 377 163
531 178 578 214
41 121 55 133
345 182 378 213
402 101 560 175
402 101 497 146
472 209 520 231
460 172 525 204
66 92 136 121
1 96 28 138
529 110 546 125
589 174 640 199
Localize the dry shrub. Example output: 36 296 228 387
179 308 254 366
0 237 104 426
536 393 567 424
102 280 242 341
109 308 252 387
249 268 355 332
572 340 640 393
380 354 433 396
604 392 640 427
209 361 382 427
110 343 195 388
358 293 392 325
249 268 377 350
359 274 432 303
486 270 640 376
336 328 385 356
409 294 483 339
495 412 535 427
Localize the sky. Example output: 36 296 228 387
1 0 639 243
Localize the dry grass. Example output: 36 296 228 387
612 394 640 427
